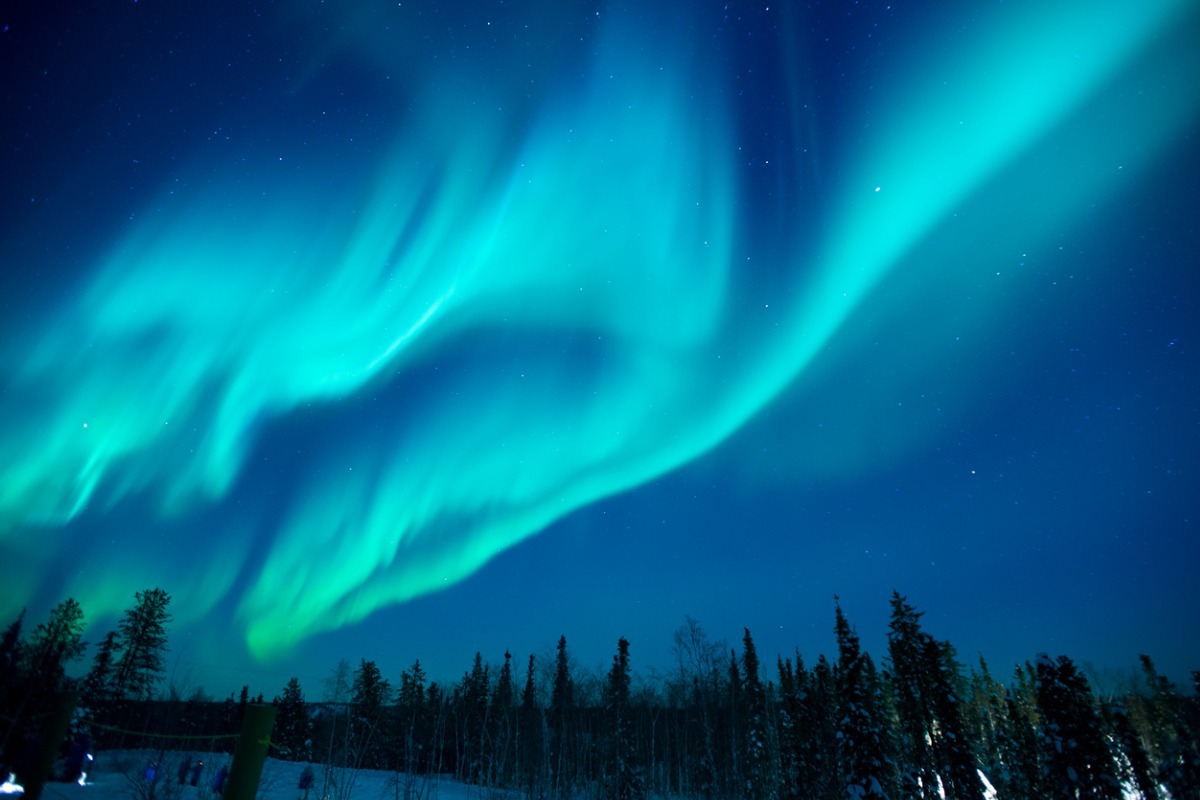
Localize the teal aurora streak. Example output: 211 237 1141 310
1 0 1196 660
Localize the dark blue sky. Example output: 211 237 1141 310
1 0 1197 698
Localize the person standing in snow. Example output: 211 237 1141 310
63 732 91 784
297 765 314 800
189 759 204 786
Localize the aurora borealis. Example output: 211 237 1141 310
2 0 1198 692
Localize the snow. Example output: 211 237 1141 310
976 769 998 800
21 752 500 800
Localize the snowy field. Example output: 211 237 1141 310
8 751 495 800
2 750 1157 800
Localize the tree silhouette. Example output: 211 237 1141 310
112 588 172 701
275 677 312 762
604 637 642 800
835 600 893 800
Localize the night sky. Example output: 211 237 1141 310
1 0 1197 698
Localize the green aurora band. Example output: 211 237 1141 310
1 0 1197 658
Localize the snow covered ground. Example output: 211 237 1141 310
0 750 1154 800
6 751 496 800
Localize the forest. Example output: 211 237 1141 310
1 588 1197 800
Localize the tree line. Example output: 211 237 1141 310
1 589 1198 800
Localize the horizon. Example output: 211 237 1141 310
51 583 1193 701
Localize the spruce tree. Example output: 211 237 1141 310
550 636 574 799
776 657 801 800
459 652 490 784
885 593 937 798
519 654 545 800
885 593 980 799
725 649 743 796
920 636 980 800
807 655 840 800
965 659 1017 798
350 659 392 769
25 598 87 699
351 660 391 719
835 600 893 800
397 660 428 773
782 654 828 800
494 651 515 711
604 637 642 800
424 681 447 776
112 587 172 701
1034 654 1120 800
740 629 776 800
275 677 312 762
81 631 118 715
861 654 898 797
1003 663 1045 800
491 650 517 786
